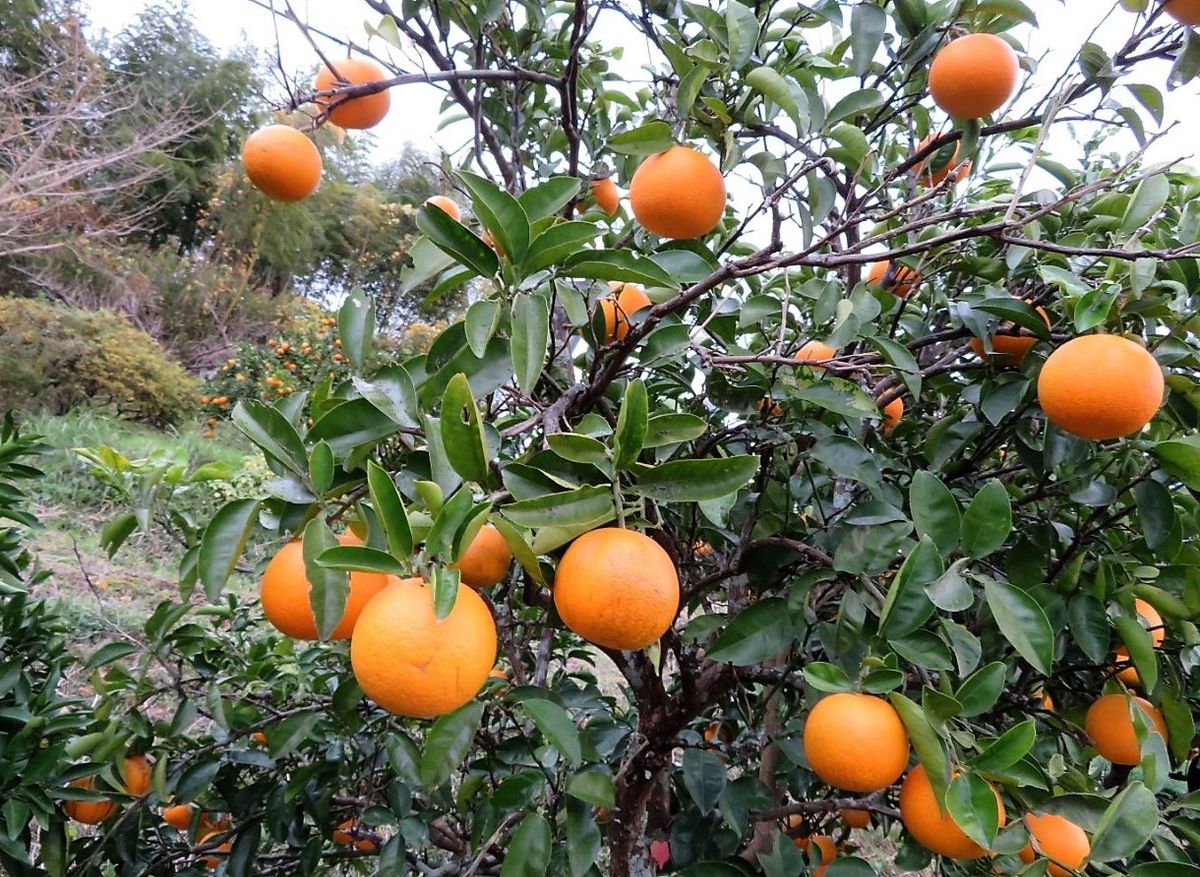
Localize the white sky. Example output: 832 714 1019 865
85 0 1198 210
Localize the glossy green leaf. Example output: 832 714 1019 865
631 455 757 502
910 470 960 555
1115 614 1158 692
518 176 581 220
682 748 727 813
849 3 886 75
458 170 531 263
567 769 615 808
367 460 413 560
613 379 649 470
522 698 582 766
420 702 484 789
302 517 347 641
802 662 854 693
417 203 498 276
315 545 407 576
955 662 1006 717
879 536 941 637
500 813 552 877
511 293 549 396
440 373 491 485
491 515 546 585
309 440 333 494
1121 173 1170 234
972 720 1036 772
465 299 501 358
523 221 599 273
960 480 1012 558
708 598 795 665
725 0 759 69
983 579 1053 674
566 799 601 877
946 773 1000 849
890 692 950 807
231 401 308 478
606 120 675 155
198 499 260 602
502 485 615 528
745 66 803 129
644 413 707 447
563 248 680 288
431 565 460 622
1090 781 1158 861
337 287 375 370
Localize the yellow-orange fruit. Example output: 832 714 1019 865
591 177 620 216
351 577 497 718
1019 813 1091 877
1085 693 1169 765
900 764 1005 859
64 777 118 824
451 524 512 589
803 693 909 792
867 261 920 298
333 818 380 850
629 146 726 239
758 397 784 417
241 125 322 202
970 301 1050 367
424 195 461 222
915 135 971 187
929 33 1020 119
314 57 391 129
1115 598 1166 686
123 753 151 796
1162 0 1200 25
600 283 653 343
252 730 268 746
260 534 389 640
1037 335 1165 440
841 807 870 829
882 397 904 434
794 340 836 371
808 835 837 869
703 721 734 744
197 830 231 869
163 803 196 831
553 528 680 651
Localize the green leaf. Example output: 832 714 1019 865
353 364 419 429
849 3 886 75
316 545 407 576
367 460 413 560
708 598 796 665
198 499 259 602
909 471 960 555
308 398 398 457
1121 173 1170 234
971 720 1036 772
337 287 375 370
502 485 615 527
424 488 475 559
745 66 803 129
567 769 615 808
644 414 707 447
458 170 531 263
955 662 1006 717
824 860 877 877
518 176 581 220
440 373 491 485
523 221 599 273
547 433 609 465
975 298 1052 340
99 513 137 558
512 293 549 395
1115 615 1158 692
810 436 880 485
420 702 484 789
566 799 601 877
983 579 1053 674
500 813 552 877
925 559 975 612
802 662 854 693
725 0 760 69
465 299 501 358
889 692 950 807
1068 594 1110 663
945 773 1000 849
827 88 884 125
676 64 707 117
682 748 727 813
1090 782 1158 862
522 699 582 766
631 455 758 502
562 248 680 288
960 480 1012 559
490 516 545 585
613 379 649 469
606 120 675 155
303 518 347 641
309 440 334 494
1133 479 1175 551
879 536 941 637
400 234 457 292
418 203 498 276
231 401 308 478
1153 435 1200 490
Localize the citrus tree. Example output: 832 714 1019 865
29 1 1200 876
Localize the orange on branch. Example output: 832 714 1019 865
64 777 118 824
1115 598 1166 686
241 125 322 202
1085 693 1168 765
424 195 461 222
970 300 1050 367
260 533 389 640
314 57 391 129
881 397 904 434
553 528 680 651
163 803 196 831
591 176 620 216
929 33 1020 119
803 693 909 792
899 764 1005 859
197 831 231 869
841 807 870 829
451 524 512 589
1019 812 1090 877
351 576 497 718
794 340 836 371
123 753 151 797
333 818 380 850
600 283 652 343
867 261 920 298
1162 0 1200 25
914 135 970 187
629 146 726 239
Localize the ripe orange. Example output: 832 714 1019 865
693 540 714 557
600 282 653 343
1085 693 1168 765
553 528 680 651
350 576 497 718
163 803 196 831
929 33 1020 119
803 693 909 792
1019 812 1090 877
1115 598 1166 686
1039 689 1056 712
451 524 512 589
591 177 620 216
794 340 836 371
970 300 1050 367
333 818 380 850
899 764 1005 859
841 807 870 829
1037 335 1165 440
629 145 726 239
881 397 904 434
252 730 268 747
241 125 322 202
807 835 837 871
314 57 391 129
64 777 118 824
1162 0 1200 25
758 397 784 417
260 533 389 641
197 830 231 869
703 721 733 744
425 195 461 222
867 261 920 298
915 135 971 187
123 753 151 796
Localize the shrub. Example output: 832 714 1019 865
0 297 198 425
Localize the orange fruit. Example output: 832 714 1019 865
314 57 391 129
260 533 389 641
758 397 784 417
841 807 870 829
64 777 118 824
241 125 322 202
591 177 620 216
1085 693 1168 765
600 282 653 343
197 830 231 869
451 524 512 589
252 731 268 747
970 300 1050 367
123 753 151 796
703 721 733 744
553 528 680 651
915 135 971 187
1019 812 1090 877
1040 689 1056 712
929 33 1020 119
881 397 904 434
424 195 461 222
867 261 920 298
1037 335 1164 440
900 764 1005 859
808 835 837 867
333 818 380 850
629 145 726 239
1115 598 1166 686
693 540 714 557
794 340 836 371
803 693 909 792
1162 0 1200 25
163 803 196 831
351 576 497 718
489 666 510 681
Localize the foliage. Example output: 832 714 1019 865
0 298 199 425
